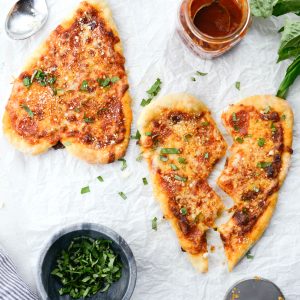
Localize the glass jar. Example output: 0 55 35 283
177 0 252 59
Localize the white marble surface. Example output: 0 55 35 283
0 0 300 299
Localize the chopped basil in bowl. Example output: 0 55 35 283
36 223 137 300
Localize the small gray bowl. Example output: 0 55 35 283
36 223 137 300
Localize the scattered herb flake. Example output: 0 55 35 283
97 176 104 182
201 121 210 126
142 177 148 185
180 207 187 215
257 138 266 147
281 114 286 120
20 104 34 118
174 175 187 182
110 76 120 83
81 186 90 194
194 212 203 224
136 154 143 162
232 112 238 122
170 164 179 171
257 161 272 169
145 132 152 136
235 137 244 144
80 80 89 91
246 250 254 260
271 122 277 133
204 152 209 159
23 77 31 87
83 113 94 123
264 106 271 114
178 157 187 164
184 134 192 142
160 155 168 162
152 217 158 231
196 71 208 76
160 148 180 154
147 78 162 97
118 192 127 200
191 77 196 81
235 81 241 90
118 158 127 171
131 130 141 140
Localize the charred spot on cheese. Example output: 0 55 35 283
229 110 249 135
241 189 259 201
260 111 280 122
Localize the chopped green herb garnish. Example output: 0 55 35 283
271 122 277 133
235 137 244 144
178 157 187 164
145 132 152 136
170 164 179 171
232 112 238 122
201 121 210 126
80 80 89 91
180 207 187 215
118 158 127 171
281 114 286 120
204 152 209 159
142 177 148 185
83 113 94 123
160 155 168 162
131 130 141 140
257 161 272 169
51 237 122 299
234 125 240 132
257 138 266 147
246 250 254 260
184 134 192 142
81 186 90 194
152 217 158 231
196 71 208 76
20 104 34 118
118 192 127 200
141 78 162 106
136 154 143 162
235 81 241 90
174 175 187 182
97 176 104 182
160 148 180 154
110 76 120 83
194 212 203 224
23 77 31 87
191 77 196 81
98 77 111 87
63 141 72 146
264 106 271 114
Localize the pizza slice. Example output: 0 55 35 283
218 95 293 271
3 0 132 164
138 93 227 272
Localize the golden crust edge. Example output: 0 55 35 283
219 95 294 271
3 0 132 164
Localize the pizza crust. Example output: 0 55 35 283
218 95 294 271
3 0 132 164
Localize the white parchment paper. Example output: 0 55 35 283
0 0 300 299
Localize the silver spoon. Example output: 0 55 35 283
5 0 48 40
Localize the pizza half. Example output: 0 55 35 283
3 0 132 164
138 93 227 272
218 95 293 271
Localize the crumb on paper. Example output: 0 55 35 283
210 245 215 253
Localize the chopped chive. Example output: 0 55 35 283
180 207 187 215
140 98 152 107
174 175 187 182
142 177 148 185
232 112 238 122
257 138 266 147
281 114 286 120
97 176 104 182
20 104 34 118
131 130 141 140
152 217 158 231
264 106 271 114
160 155 168 162
110 76 120 83
194 212 203 223
160 148 180 154
271 122 277 133
201 121 209 126
118 192 127 200
234 125 240 132
196 71 208 76
246 251 254 260
170 164 179 171
81 186 90 194
83 113 94 123
204 152 209 159
23 77 31 87
235 137 244 144
235 81 241 90
118 158 127 171
136 154 143 162
145 132 152 136
257 161 272 169
178 157 187 164
191 77 196 81
141 78 162 107
80 80 89 91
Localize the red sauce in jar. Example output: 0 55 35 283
192 0 243 37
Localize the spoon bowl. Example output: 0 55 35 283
5 0 48 40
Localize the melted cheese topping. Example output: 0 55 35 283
218 104 288 250
140 109 227 254
5 1 129 161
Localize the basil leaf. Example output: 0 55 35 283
273 0 300 16
278 20 300 62
81 186 90 194
277 55 300 99
250 0 274 17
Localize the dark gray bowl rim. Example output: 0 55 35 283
36 223 137 300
